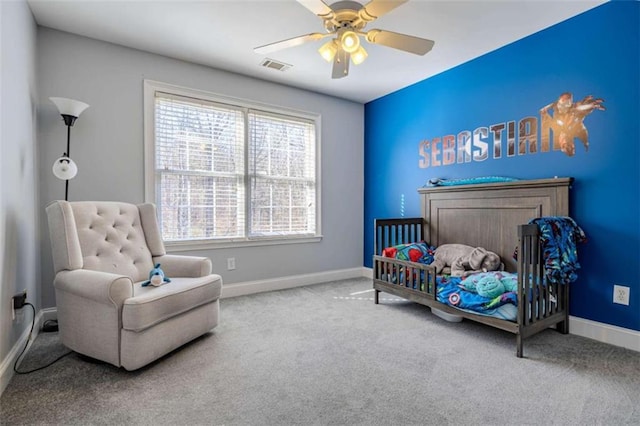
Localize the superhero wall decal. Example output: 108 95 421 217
540 93 605 157
418 92 605 168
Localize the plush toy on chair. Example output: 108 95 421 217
142 263 171 287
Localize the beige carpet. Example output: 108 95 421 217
2 278 639 425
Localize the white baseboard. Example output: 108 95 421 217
362 267 373 279
569 315 640 352
221 267 367 299
0 308 45 397
40 307 57 325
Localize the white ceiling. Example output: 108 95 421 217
27 0 605 104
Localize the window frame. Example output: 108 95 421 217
143 80 322 251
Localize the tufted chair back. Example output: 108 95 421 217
47 201 167 282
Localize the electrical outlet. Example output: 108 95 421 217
13 290 27 309
11 290 27 321
227 257 236 271
613 285 630 306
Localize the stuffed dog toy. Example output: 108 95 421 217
430 244 501 277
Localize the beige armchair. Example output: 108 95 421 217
46 200 222 370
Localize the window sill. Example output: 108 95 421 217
165 235 323 252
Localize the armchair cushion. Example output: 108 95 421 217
122 274 222 332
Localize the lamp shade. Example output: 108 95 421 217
52 156 78 180
50 97 89 118
351 46 368 65
318 39 338 62
340 30 360 54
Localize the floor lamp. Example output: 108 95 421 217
50 97 89 201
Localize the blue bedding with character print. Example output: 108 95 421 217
436 272 520 321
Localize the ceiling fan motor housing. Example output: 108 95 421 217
323 1 368 32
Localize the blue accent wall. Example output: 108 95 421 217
363 2 639 331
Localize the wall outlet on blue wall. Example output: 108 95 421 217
613 285 630 306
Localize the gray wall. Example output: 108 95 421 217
0 0 39 379
38 28 364 308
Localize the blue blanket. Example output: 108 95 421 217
528 216 586 285
436 273 518 318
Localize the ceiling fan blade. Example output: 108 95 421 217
332 48 350 79
366 29 435 55
254 33 327 55
297 0 334 18
360 0 408 21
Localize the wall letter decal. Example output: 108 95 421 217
518 116 538 155
442 135 455 165
507 121 516 157
431 137 442 167
472 127 489 161
418 140 430 168
490 123 505 159
457 130 472 163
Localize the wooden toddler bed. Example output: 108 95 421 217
372 177 573 357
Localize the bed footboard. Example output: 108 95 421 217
373 218 437 305
373 255 437 303
517 224 570 356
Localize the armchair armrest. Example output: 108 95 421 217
152 254 212 278
54 269 133 308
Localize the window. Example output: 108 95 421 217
144 81 320 248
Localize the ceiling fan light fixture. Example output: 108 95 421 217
256 0 435 79
318 39 338 62
351 46 368 65
340 30 360 53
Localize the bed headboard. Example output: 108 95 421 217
418 177 572 272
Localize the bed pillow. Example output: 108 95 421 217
382 242 436 265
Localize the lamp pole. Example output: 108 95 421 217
50 98 89 202
64 120 72 201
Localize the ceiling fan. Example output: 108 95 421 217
254 0 435 79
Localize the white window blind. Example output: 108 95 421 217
155 93 245 241
150 86 318 244
249 111 316 237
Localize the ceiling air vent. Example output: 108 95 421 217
260 58 292 72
